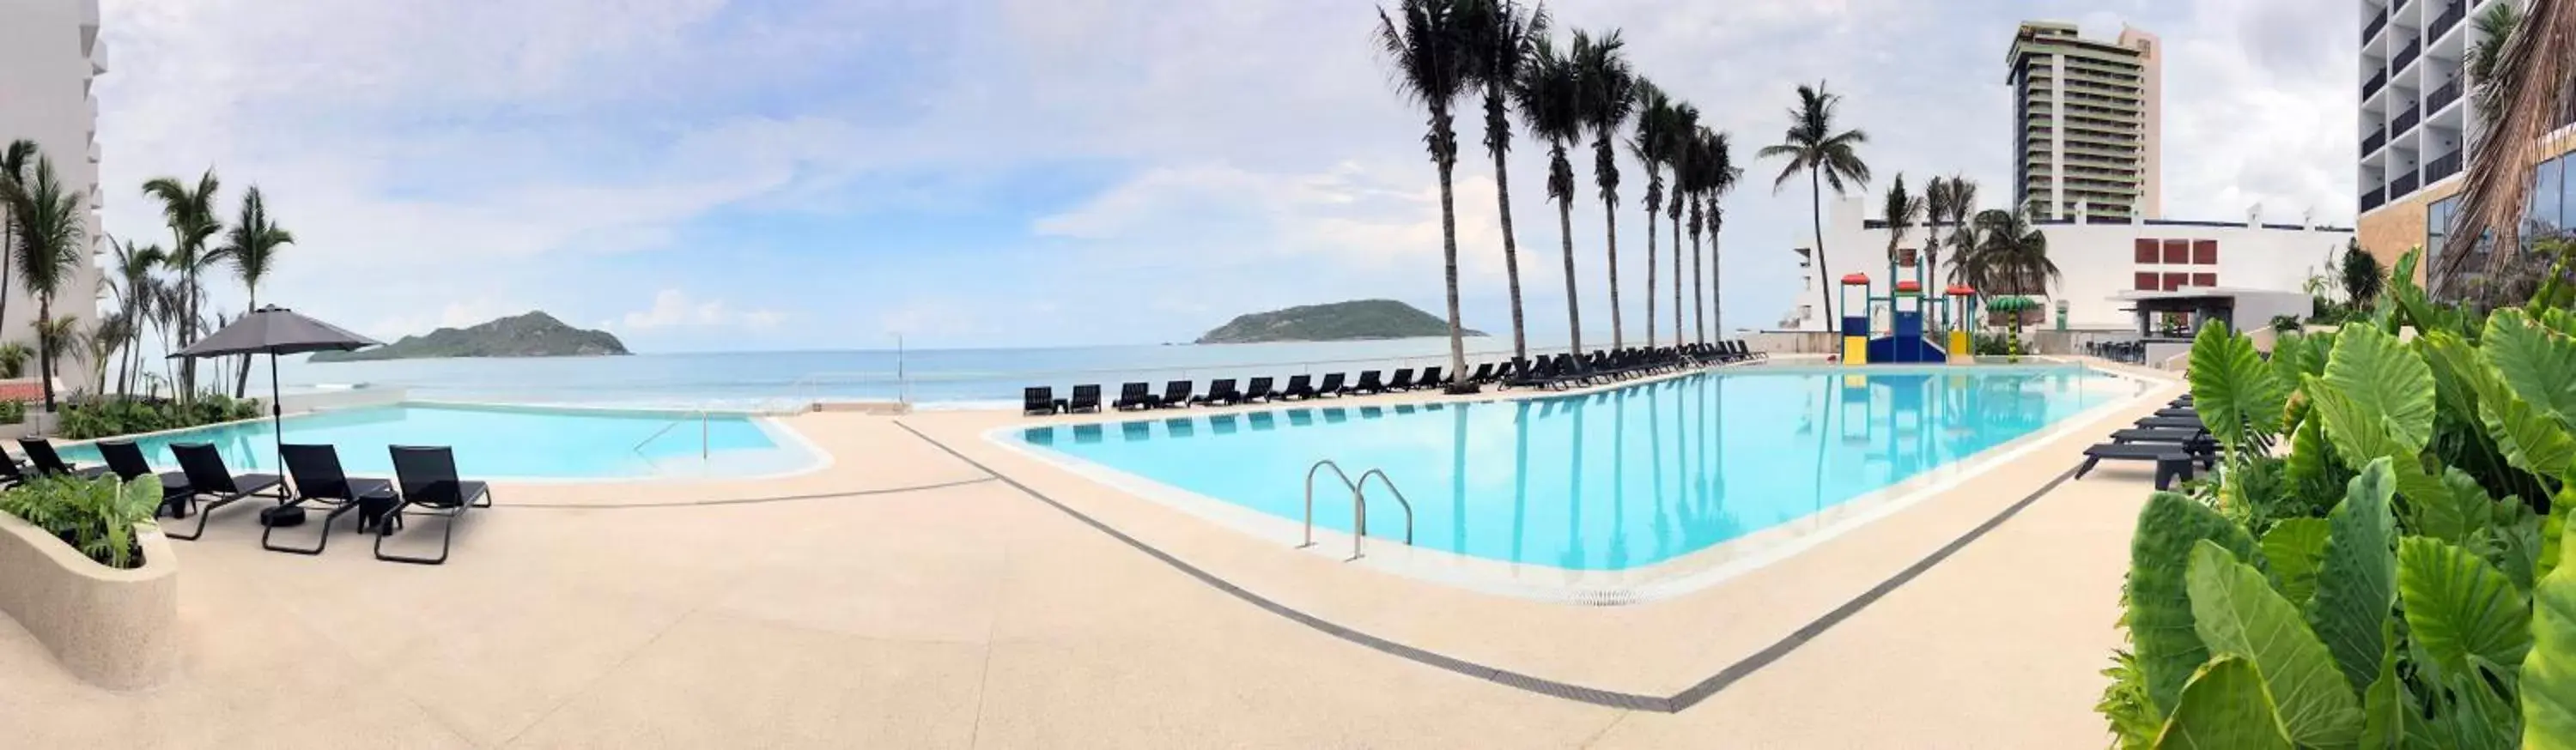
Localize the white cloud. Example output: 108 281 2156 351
613 289 785 332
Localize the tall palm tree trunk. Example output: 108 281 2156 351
234 290 255 397
1808 168 1834 326
1670 200 1683 348
1492 148 1529 362
1434 133 1469 394
1643 196 1657 348
1694 199 1708 345
1706 209 1719 342
33 298 52 411
1557 195 1584 360
1602 197 1622 350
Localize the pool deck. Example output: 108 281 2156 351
0 357 2183 747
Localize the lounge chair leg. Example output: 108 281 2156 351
2075 457 2100 480
261 501 358 556
374 505 462 566
161 495 241 541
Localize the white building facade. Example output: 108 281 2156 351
1782 197 2353 333
0 0 107 390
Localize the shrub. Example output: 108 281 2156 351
2267 314 2301 333
0 474 161 569
0 400 26 426
2098 248 2574 745
58 395 264 440
1972 331 2023 356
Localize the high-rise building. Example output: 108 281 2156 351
2357 0 2573 285
0 0 107 390
2006 21 2162 222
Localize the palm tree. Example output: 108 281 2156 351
143 171 223 401
2439 0 2572 295
1458 0 1546 362
90 311 126 395
1879 174 1925 283
1758 81 1871 325
1973 208 2060 308
222 186 294 397
1571 29 1635 349
1375 0 1478 394
1629 80 1675 348
0 155 88 411
34 316 87 397
1691 128 1739 344
0 140 37 339
2470 3 2524 121
106 238 167 396
1662 102 1700 348
1516 34 1587 359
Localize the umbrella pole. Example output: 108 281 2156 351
270 353 284 475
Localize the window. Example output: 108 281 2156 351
2162 239 2190 263
2193 273 2218 287
2193 240 2219 264
2135 239 2159 263
2535 154 2566 235
2135 272 2160 290
2427 195 2455 270
2163 273 2189 291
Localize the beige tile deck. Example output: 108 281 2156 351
0 359 2178 747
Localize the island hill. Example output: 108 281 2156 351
1195 299 1485 344
310 311 630 362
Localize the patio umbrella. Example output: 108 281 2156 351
168 305 380 469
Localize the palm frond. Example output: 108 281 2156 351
2439 0 2575 295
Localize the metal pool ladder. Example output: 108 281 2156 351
633 409 711 460
1300 459 1415 561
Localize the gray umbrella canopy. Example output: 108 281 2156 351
168 305 380 359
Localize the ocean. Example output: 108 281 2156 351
250 336 1619 410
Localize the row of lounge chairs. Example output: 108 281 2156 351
2 438 489 566
2074 394 2215 490
2085 340 2148 365
1024 342 1765 416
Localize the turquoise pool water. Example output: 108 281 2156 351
58 403 817 480
1012 366 2136 572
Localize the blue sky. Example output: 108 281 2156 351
93 0 2357 353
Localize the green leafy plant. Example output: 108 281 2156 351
0 473 161 569
2099 248 2576 746
57 394 262 440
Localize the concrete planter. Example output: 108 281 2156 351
0 513 179 690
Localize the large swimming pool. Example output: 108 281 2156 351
1010 366 2136 574
58 402 820 480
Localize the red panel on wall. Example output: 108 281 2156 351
2193 240 2218 264
2162 239 2190 264
2135 272 2159 290
2162 273 2189 291
2193 273 2217 287
2135 239 2159 263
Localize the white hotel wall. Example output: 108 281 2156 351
1786 197 2352 332
0 0 107 390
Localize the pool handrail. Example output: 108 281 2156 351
631 409 710 460
1300 459 1415 561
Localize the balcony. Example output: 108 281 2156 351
2431 2 2466 42
2394 39 2421 74
2393 0 2412 14
2425 149 2463 182
2394 103 2421 137
2365 7 2389 43
2362 128 2388 156
2391 171 2421 200
2363 186 2387 212
2364 69 2388 99
2429 76 2462 113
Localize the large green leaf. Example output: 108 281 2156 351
2399 536 2534 683
2322 324 2438 458
2528 519 2576 750
2358 620 2417 749
2420 330 2488 438
2130 492 2263 716
2272 331 2330 385
2429 668 2521 750
2486 308 2576 427
2190 324 2288 454
2416 466 2497 545
2187 541 2365 747
2150 656 2295 750
2311 459 2401 695
2285 413 2354 506
2260 518 2331 607
2545 493 2573 584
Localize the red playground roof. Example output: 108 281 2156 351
1838 273 1870 285
1945 284 1978 295
1893 281 1923 294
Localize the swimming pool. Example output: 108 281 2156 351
1009 366 2137 578
58 402 822 480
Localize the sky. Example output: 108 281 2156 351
90 0 2360 353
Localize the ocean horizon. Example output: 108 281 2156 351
249 333 1674 409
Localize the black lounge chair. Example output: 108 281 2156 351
1313 372 1347 397
0 456 27 489
1350 371 1387 396
165 443 289 541
1465 363 1495 385
1066 384 1103 414
1386 368 1417 391
95 440 193 516
1157 380 1194 409
2136 415 2204 430
1416 366 1444 390
1112 382 1157 411
2153 407 2198 418
1241 377 1277 403
2075 444 2198 490
1023 386 1059 416
17 438 106 480
269 444 393 555
2109 428 2219 469
1193 378 1242 406
1278 375 1317 401
379 445 492 566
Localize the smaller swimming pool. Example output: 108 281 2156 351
57 402 821 480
